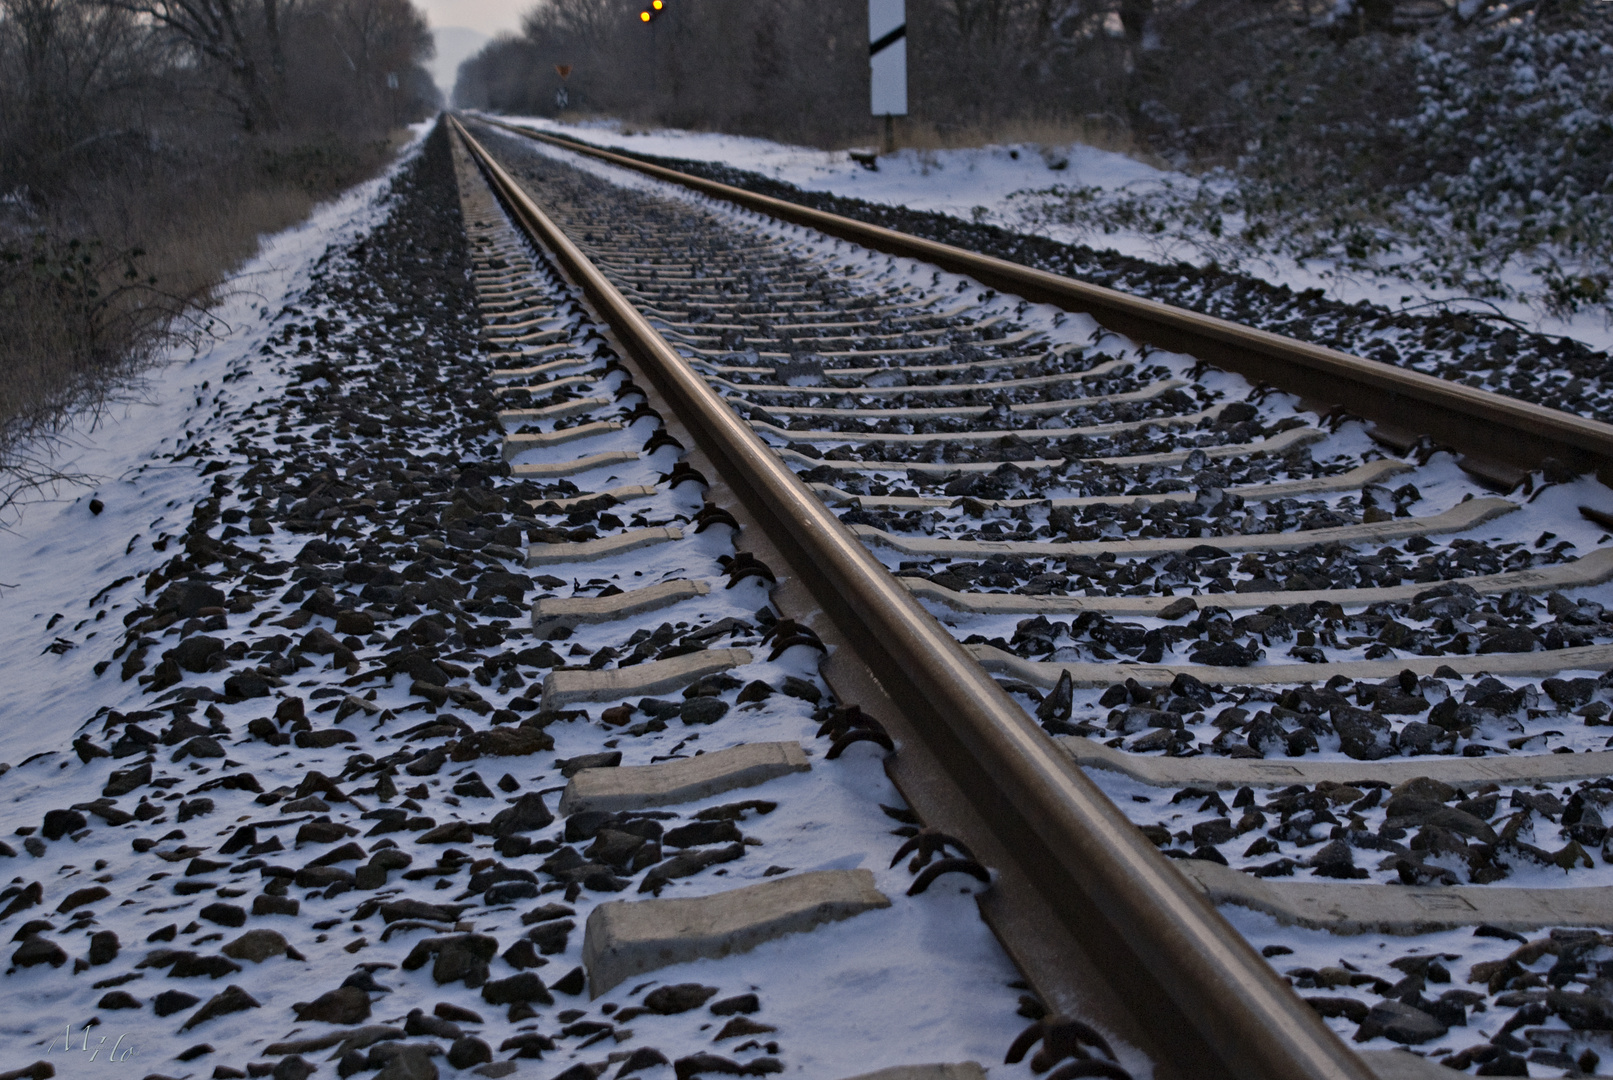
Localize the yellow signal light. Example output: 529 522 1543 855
652 1 663 9
640 9 650 19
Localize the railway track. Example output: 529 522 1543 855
5 114 1610 1080
450 115 1613 1080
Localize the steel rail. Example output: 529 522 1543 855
474 114 1613 485
450 115 1381 1080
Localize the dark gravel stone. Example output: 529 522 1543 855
308 841 367 867
1398 722 1454 755
404 1008 462 1040
452 773 494 799
294 866 355 889
96 990 141 1010
426 1004 479 1026
220 929 288 962
1308 839 1368 879
252 895 300 917
499 939 544 970
293 985 371 1024
174 735 226 760
156 582 226 619
1331 706 1397 760
169 953 243 979
88 930 119 965
379 899 463 924
613 1048 670 1075
446 1037 491 1069
1478 628 1541 654
223 671 272 699
679 697 730 726
1305 996 1368 1023
556 752 621 777
1189 818 1235 847
11 936 65 968
710 993 760 1016
497 1033 555 1059
525 920 571 955
1354 999 1447 1044
153 989 200 1017
484 880 538 905
41 809 87 841
1188 641 1260 667
56 885 109 912
644 983 719 1015
273 1057 316 1080
401 933 498 987
180 984 261 1031
199 903 246 928
178 798 215 822
663 820 742 848
297 820 358 845
550 966 586 995
673 1053 774 1078
372 1046 438 1080
640 844 744 894
297 729 358 749
490 792 553 836
481 971 552 1006
1543 676 1597 708
169 636 225 673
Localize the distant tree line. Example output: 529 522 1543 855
0 0 439 481
1 0 438 218
452 0 1602 156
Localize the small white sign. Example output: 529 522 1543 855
869 0 907 117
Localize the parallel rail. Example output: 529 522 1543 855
450 116 1380 1080
475 115 1613 489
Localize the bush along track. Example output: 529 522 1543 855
0 119 1041 1080
524 129 1613 428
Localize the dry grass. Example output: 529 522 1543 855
83 131 405 308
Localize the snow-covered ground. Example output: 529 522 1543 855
483 113 1613 358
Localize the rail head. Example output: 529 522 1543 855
450 114 1381 1080
472 112 1613 477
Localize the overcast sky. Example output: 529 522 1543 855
419 0 519 99
420 0 522 39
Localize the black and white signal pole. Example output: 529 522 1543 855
868 0 907 153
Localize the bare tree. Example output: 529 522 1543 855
0 0 155 191
97 0 287 128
